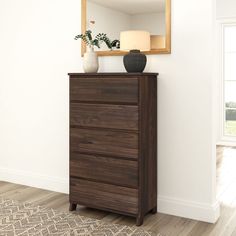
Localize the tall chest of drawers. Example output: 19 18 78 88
68 73 158 226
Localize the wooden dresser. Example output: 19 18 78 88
68 73 158 226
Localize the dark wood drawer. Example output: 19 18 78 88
70 178 138 215
70 103 138 131
70 153 138 188
70 78 138 104
70 128 138 159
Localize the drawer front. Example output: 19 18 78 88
70 78 138 104
70 128 138 159
70 103 138 131
70 178 138 215
70 153 138 188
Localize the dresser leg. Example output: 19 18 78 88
136 214 144 226
151 206 157 214
69 203 77 211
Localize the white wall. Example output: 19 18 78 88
130 12 166 35
0 0 82 192
0 0 219 223
216 0 236 18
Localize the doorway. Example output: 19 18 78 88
220 23 236 142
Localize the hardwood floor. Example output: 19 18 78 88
1 146 236 235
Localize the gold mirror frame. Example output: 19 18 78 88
81 0 171 56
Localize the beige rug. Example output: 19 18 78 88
0 198 160 236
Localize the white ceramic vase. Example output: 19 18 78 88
83 46 99 73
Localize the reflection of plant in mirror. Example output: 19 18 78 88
74 30 120 50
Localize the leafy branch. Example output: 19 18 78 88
74 30 120 50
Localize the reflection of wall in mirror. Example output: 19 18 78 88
130 13 166 50
130 13 165 35
87 1 130 51
87 1 166 51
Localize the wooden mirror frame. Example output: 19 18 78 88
81 0 171 56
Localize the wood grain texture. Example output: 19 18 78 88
68 73 159 76
70 127 138 159
69 73 158 226
165 0 171 53
137 76 157 225
70 103 138 130
70 178 138 215
70 77 138 104
70 153 138 188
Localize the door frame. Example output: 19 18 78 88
216 18 236 145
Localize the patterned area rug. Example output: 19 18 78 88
0 198 160 235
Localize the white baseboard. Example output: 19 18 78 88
158 195 220 223
0 167 68 194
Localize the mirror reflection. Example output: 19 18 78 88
86 0 168 53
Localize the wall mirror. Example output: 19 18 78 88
81 0 171 56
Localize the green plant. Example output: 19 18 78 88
74 30 120 50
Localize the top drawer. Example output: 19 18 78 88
70 78 138 104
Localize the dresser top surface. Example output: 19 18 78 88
68 72 158 77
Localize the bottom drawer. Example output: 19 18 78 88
70 178 138 215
